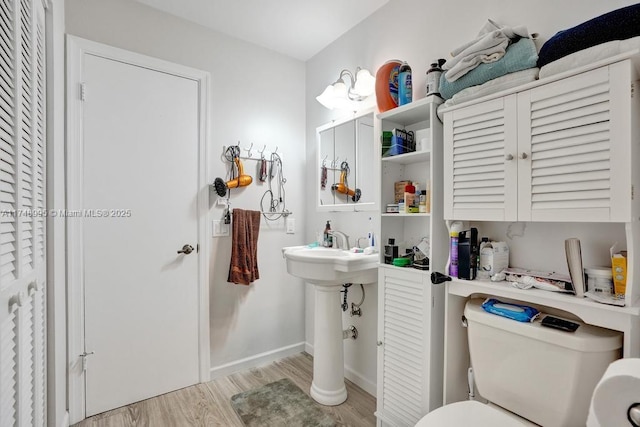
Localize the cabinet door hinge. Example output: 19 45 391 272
632 185 635 200
80 350 95 371
632 82 635 98
80 82 87 101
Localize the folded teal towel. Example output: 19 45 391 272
440 37 538 100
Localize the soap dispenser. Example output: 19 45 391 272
323 220 333 247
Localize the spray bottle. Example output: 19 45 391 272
449 221 463 278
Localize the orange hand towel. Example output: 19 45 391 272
228 209 261 285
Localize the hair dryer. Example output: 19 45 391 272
213 156 252 197
331 162 361 202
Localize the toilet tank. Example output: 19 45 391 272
464 299 622 427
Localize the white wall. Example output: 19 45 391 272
65 0 308 378
305 0 640 395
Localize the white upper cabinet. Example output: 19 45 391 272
444 58 640 222
444 95 518 221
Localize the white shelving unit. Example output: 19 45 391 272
375 96 450 427
440 53 640 405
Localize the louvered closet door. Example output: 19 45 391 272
0 0 46 426
378 269 427 426
443 95 518 221
517 64 630 222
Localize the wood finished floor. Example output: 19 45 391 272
74 352 377 427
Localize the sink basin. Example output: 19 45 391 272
282 245 379 406
282 246 378 286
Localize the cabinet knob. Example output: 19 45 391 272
505 154 514 161
519 152 528 160
377 341 383 346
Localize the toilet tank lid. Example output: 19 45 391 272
416 401 527 426
464 299 622 352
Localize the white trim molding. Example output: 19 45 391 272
65 35 211 424
210 342 306 380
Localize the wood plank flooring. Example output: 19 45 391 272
74 352 377 427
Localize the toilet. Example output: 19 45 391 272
417 298 623 426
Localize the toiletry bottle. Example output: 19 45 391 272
425 180 431 213
478 237 490 279
404 182 415 213
385 238 399 264
398 62 412 106
419 190 427 213
449 222 463 278
450 231 459 277
324 220 332 248
426 60 443 97
367 217 375 248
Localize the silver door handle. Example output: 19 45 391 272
519 152 528 160
505 154 514 161
177 244 194 255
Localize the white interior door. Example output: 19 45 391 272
81 51 202 416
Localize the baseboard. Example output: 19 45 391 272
304 342 376 397
209 342 306 380
344 365 377 397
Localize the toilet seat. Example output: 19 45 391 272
415 401 528 426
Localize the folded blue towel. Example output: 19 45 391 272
440 37 538 100
538 3 640 68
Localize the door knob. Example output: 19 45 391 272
505 154 514 161
177 244 194 255
519 152 528 160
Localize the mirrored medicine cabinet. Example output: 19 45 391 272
316 109 378 212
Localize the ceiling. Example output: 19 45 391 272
133 0 390 61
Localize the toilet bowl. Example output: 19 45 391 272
415 298 623 427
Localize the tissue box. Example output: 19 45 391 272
610 244 627 296
479 241 509 276
414 128 431 152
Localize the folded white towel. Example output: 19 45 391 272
444 19 529 82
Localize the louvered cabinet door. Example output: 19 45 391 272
517 64 633 222
0 290 19 426
0 0 46 425
444 95 518 221
377 269 427 427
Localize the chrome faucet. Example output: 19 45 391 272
329 230 350 249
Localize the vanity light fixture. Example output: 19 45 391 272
316 67 376 110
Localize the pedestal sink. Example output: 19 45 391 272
282 246 378 405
